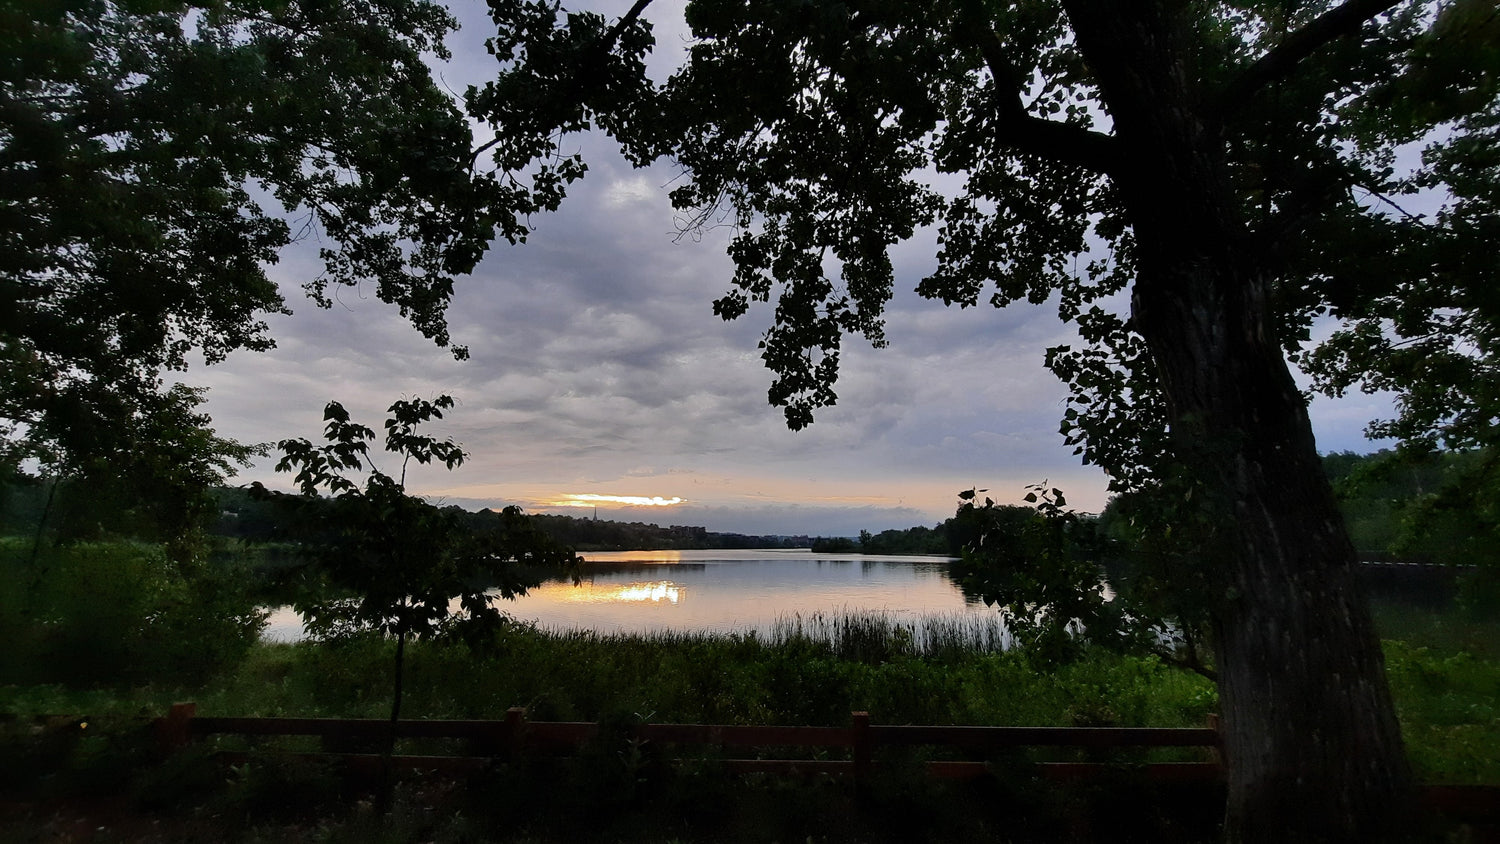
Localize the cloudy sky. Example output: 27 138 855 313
189 0 1396 537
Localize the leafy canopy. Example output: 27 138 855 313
1 0 594 491
950 484 1144 663
467 0 1500 659
473 0 1497 488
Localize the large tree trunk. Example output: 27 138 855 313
1061 3 1415 840
1129 223 1416 843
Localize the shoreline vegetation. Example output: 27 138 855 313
2 449 1491 563
1 535 1497 841
2 600 1496 773
2 445 1497 840
1 602 1497 841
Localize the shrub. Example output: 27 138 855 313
0 538 265 686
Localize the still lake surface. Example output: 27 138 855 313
263 549 993 642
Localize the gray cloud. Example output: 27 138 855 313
189 2 1385 537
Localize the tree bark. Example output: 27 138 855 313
1060 2 1416 840
391 630 406 727
378 628 407 814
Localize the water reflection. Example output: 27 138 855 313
565 562 708 576
261 553 1447 647
560 580 684 604
264 549 988 641
581 549 688 564
511 549 980 635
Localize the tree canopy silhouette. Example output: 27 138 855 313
1 0 579 533
471 0 1500 838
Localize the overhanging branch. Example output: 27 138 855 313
970 25 1120 175
469 0 656 168
1005 114 1121 174
1211 0 1405 116
603 0 654 50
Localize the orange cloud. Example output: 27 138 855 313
550 493 686 508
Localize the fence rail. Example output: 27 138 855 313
158 704 1221 750
157 702 1223 785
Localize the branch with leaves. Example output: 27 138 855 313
260 396 579 727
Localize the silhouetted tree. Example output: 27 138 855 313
470 1 1500 836
265 396 578 729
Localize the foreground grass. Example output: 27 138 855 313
1373 601 1500 785
4 604 1496 775
1 606 1497 841
3 614 1217 725
1 619 1225 843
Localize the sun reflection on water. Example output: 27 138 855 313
615 582 680 603
564 580 682 604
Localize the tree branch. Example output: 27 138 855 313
1152 643 1219 682
469 0 655 168
969 25 1120 175
602 0 654 52
1007 115 1121 174
1211 0 1405 116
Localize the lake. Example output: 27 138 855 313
262 549 998 642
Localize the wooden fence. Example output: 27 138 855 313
154 703 1499 831
155 702 1222 783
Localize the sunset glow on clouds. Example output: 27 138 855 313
550 494 686 508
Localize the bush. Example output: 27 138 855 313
1457 567 1500 621
1382 640 1500 783
0 538 265 686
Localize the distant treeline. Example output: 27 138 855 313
3 447 1491 564
199 487 808 551
809 501 1025 557
809 524 960 556
204 487 986 555
523 513 809 551
812 448 1498 564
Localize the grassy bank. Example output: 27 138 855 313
4 606 1495 776
1 621 1226 843
2 540 1496 841
1371 600 1500 786
3 614 1216 726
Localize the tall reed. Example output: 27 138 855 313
766 610 1013 662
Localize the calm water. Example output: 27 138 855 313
263 549 992 641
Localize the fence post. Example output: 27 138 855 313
156 702 196 753
1206 713 1225 769
505 706 526 757
852 711 872 788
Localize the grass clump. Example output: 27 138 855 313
1383 640 1500 784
